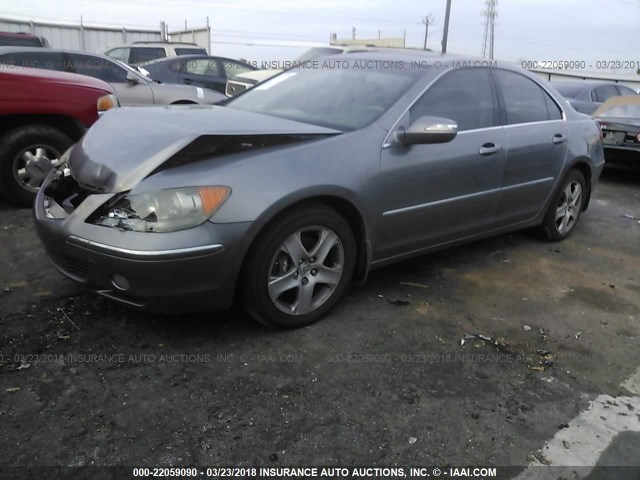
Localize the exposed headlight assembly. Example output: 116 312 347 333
92 186 230 233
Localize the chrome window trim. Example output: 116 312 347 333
67 236 225 257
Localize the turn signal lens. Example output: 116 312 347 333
97 94 119 114
199 186 231 215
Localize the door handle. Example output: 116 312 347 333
552 134 566 144
478 143 502 155
184 78 193 84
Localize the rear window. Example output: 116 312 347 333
175 48 207 56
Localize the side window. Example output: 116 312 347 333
184 59 221 77
544 93 563 120
106 48 130 64
129 47 166 65
616 85 637 96
222 60 253 78
0 52 65 71
409 68 497 131
495 70 555 124
68 54 128 83
168 60 183 73
174 48 207 56
593 85 618 103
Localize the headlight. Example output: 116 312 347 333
92 186 230 233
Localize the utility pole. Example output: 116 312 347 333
441 0 452 53
422 14 435 50
481 0 498 59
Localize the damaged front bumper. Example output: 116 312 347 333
33 170 251 314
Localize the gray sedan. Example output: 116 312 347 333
34 52 605 328
553 80 638 115
0 47 226 106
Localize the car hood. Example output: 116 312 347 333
69 105 341 193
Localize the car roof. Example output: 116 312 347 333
0 64 114 91
0 45 115 60
552 80 622 90
142 54 251 64
0 31 40 39
102 42 205 50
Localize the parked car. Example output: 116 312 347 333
0 66 117 206
594 95 640 165
33 52 604 328
140 55 256 94
0 31 50 47
100 42 207 65
225 46 373 96
553 80 638 115
0 47 226 106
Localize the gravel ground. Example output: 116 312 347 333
1 168 639 472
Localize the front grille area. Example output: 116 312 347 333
50 253 89 282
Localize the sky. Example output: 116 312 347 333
3 0 640 73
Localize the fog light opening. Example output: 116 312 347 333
111 274 131 291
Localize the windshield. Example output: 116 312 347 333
597 103 640 119
227 62 419 130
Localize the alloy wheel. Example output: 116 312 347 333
267 226 345 315
555 180 582 234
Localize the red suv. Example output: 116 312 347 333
0 31 51 48
0 66 118 206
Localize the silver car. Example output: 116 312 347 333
34 52 605 328
0 47 226 106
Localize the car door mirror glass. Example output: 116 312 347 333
399 116 458 145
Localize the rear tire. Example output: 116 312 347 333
242 203 356 328
0 126 73 207
539 169 586 241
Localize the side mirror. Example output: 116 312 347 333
126 71 140 85
399 116 458 145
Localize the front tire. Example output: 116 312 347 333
539 169 586 241
242 204 356 328
0 126 73 207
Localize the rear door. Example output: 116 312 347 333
493 69 567 224
376 68 505 259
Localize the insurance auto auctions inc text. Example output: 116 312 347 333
252 466 497 477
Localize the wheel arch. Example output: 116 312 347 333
565 157 593 211
234 189 372 297
0 115 85 143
